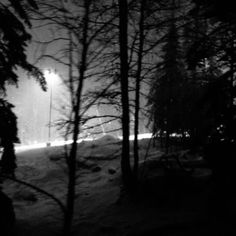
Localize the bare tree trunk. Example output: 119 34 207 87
133 0 145 179
118 0 133 190
63 1 90 235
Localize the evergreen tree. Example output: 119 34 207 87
0 0 46 175
0 99 18 175
187 0 236 141
148 0 186 152
0 0 46 91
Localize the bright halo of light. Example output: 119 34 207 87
44 69 59 85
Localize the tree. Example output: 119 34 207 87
0 100 18 175
63 1 92 234
146 0 226 152
148 0 187 153
118 0 135 189
186 0 236 142
0 0 46 175
0 0 46 92
0 0 47 233
31 0 122 234
132 0 146 178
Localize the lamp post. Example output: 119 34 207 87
96 106 106 136
44 70 58 147
48 80 53 146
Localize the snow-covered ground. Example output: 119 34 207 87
2 135 217 236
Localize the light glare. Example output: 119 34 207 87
44 69 59 85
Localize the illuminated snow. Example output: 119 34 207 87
15 133 153 152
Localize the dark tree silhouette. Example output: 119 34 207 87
133 0 145 178
30 0 122 234
0 1 46 234
118 0 134 190
0 0 46 175
0 190 15 236
0 100 18 175
0 0 46 92
148 0 186 153
182 1 236 148
188 2 236 199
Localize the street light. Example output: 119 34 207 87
44 69 58 146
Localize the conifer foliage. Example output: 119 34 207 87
0 0 46 175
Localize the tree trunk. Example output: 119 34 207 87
63 1 90 235
118 0 133 190
63 143 77 236
133 0 145 179
1 140 16 175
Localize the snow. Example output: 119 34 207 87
2 136 217 236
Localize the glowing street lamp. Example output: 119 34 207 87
44 69 59 146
